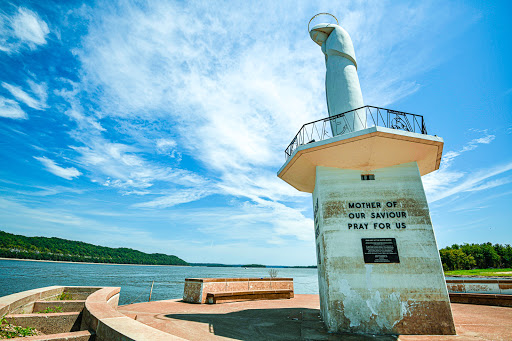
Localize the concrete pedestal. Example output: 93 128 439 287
313 162 455 335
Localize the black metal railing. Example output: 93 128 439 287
284 105 427 159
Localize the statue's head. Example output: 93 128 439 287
309 24 336 46
308 13 339 46
308 16 357 68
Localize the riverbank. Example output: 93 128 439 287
0 257 188 267
444 268 512 277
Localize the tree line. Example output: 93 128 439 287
440 243 512 271
2 230 510 270
0 231 188 266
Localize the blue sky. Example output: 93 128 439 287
0 1 511 266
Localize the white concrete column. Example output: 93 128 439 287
312 163 455 335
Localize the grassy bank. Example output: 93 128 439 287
444 268 512 277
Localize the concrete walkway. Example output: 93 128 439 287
119 294 512 340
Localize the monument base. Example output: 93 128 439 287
313 162 456 335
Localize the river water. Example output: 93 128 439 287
0 259 460 306
0 259 319 305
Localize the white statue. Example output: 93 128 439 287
309 16 366 135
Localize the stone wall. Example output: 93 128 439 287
446 278 512 295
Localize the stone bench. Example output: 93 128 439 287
206 289 293 304
183 277 294 304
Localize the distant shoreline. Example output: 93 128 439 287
448 274 512 278
0 257 189 267
0 257 316 269
2 258 509 276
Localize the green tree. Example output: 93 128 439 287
0 230 188 266
459 243 500 269
440 249 476 271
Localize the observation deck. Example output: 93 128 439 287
278 106 443 193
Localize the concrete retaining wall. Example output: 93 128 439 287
5 312 82 334
0 286 100 341
8 331 93 341
1 286 184 341
0 286 63 315
81 286 184 341
33 300 86 313
446 278 512 295
0 286 101 315
183 277 294 304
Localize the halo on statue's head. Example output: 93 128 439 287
308 13 338 32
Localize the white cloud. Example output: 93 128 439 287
427 161 512 203
156 138 180 159
54 82 105 131
27 80 48 106
465 177 512 192
2 82 47 110
0 7 49 53
133 188 211 208
423 133 510 202
71 139 205 191
66 108 105 131
11 8 50 47
252 199 314 242
156 139 176 153
167 199 314 244
0 96 27 119
218 169 308 203
461 135 495 152
34 156 82 180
